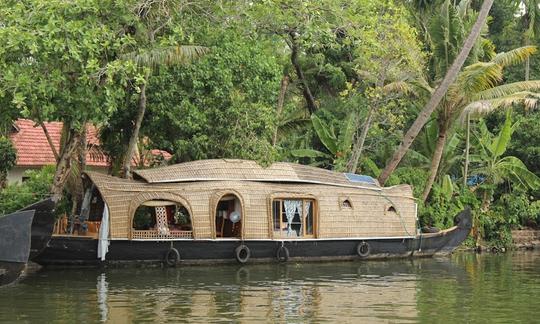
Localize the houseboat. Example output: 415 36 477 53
29 159 471 266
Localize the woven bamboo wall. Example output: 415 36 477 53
86 172 417 240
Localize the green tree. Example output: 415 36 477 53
345 2 426 173
519 0 540 80
378 0 495 185
118 1 207 178
0 137 16 189
470 112 540 210
128 31 282 164
0 0 139 202
291 114 355 171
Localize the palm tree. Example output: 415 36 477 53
378 0 495 185
520 0 540 80
421 46 540 202
120 45 207 178
119 1 207 178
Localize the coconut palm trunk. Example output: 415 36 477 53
463 112 471 188
122 78 147 179
525 37 531 81
347 107 375 173
273 75 290 147
421 121 448 202
378 0 494 185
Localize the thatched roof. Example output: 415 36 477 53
133 159 381 189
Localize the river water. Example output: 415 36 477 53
1 251 539 323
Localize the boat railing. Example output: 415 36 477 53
132 229 193 239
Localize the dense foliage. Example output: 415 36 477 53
1 0 540 247
0 166 54 215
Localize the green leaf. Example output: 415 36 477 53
291 149 330 159
497 156 540 190
337 115 355 156
311 115 338 155
489 111 513 158
441 174 454 200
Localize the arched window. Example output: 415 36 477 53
215 194 242 238
132 200 193 239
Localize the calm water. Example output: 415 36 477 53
1 252 540 323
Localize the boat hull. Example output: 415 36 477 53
19 198 56 260
34 208 473 266
0 210 35 285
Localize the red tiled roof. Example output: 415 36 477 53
10 119 109 167
9 119 172 168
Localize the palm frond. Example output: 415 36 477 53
458 62 503 95
460 91 540 122
121 45 208 69
473 80 540 101
491 46 537 67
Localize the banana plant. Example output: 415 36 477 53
291 114 355 171
470 111 540 209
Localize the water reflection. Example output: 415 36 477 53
1 252 540 323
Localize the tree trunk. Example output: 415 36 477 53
463 112 470 188
377 0 494 185
273 75 290 147
122 79 147 179
0 172 7 189
524 32 531 80
50 128 82 203
69 126 87 217
421 122 448 202
289 34 317 114
347 107 374 173
40 121 59 162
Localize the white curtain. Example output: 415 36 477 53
303 201 312 234
284 200 301 236
97 203 110 261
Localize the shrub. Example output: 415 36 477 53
0 166 54 215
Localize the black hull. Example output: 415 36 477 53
0 261 26 286
0 210 35 286
19 198 56 260
34 208 473 266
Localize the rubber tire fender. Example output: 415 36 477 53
276 245 289 262
165 247 180 267
235 244 251 264
357 241 370 258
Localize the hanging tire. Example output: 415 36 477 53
235 244 251 264
357 241 370 258
165 247 180 267
276 245 289 262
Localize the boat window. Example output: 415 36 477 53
386 205 397 215
272 198 315 238
53 186 105 238
342 199 352 209
215 194 242 238
132 200 193 239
